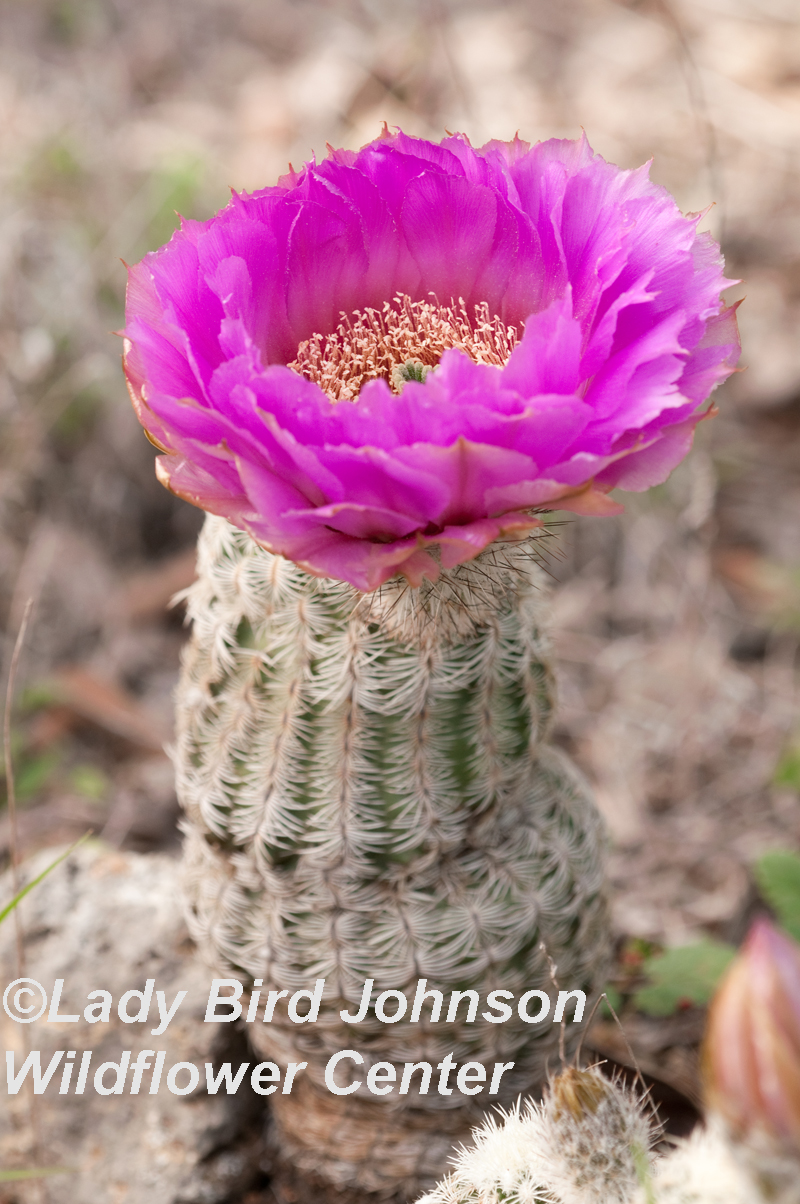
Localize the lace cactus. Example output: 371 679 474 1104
123 129 740 1192
178 516 609 1191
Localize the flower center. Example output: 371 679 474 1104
289 293 519 401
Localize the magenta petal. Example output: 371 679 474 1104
399 172 500 304
284 201 368 343
309 162 413 304
392 439 540 526
287 533 438 592
485 474 581 514
263 525 394 591
432 513 543 569
156 454 251 525
235 456 332 539
496 394 593 466
125 313 210 409
197 207 296 363
678 301 742 403
579 272 657 380
143 238 224 393
501 295 582 397
126 129 741 590
315 444 449 521
287 501 420 541
593 414 703 492
584 311 688 435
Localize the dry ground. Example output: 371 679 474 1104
1 0 800 1195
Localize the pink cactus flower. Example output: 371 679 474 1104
123 129 740 592
704 918 800 1152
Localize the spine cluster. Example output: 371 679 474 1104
176 515 611 1189
419 1067 657 1204
418 1068 800 1204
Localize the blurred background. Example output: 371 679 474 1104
1 0 800 1141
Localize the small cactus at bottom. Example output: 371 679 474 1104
418 1066 658 1204
415 1071 763 1204
540 1067 657 1204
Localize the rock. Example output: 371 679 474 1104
0 843 268 1203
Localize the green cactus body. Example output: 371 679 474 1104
178 515 610 1193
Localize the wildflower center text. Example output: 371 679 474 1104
3 977 586 1098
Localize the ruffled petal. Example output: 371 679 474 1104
125 129 741 591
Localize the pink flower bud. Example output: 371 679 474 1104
704 918 800 1153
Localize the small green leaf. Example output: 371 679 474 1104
754 849 800 941
632 939 736 1017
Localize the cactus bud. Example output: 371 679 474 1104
702 918 800 1203
704 918 800 1152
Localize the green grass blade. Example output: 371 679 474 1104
0 1168 74 1181
0 832 90 926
